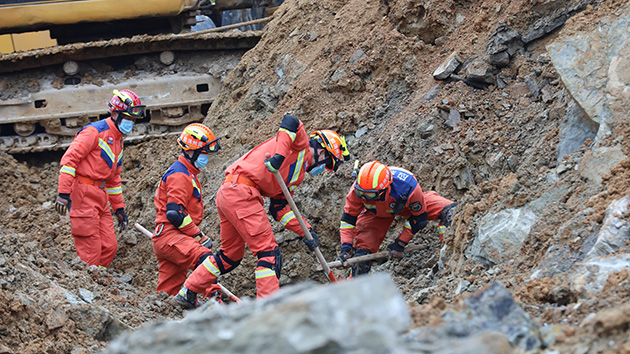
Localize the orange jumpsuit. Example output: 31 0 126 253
152 155 217 297
58 118 125 268
340 167 454 253
185 119 312 298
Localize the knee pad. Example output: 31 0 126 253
194 252 214 269
351 248 372 277
213 250 242 274
257 246 282 279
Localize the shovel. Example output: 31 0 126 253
271 170 337 283
314 244 428 271
133 223 243 304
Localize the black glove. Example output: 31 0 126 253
302 229 319 252
194 231 213 249
54 193 71 215
114 208 128 231
337 242 354 263
386 237 408 258
264 153 285 173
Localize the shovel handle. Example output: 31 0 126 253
271 170 337 282
133 223 243 304
314 244 429 271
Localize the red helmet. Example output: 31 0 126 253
309 130 350 171
107 89 146 118
177 123 220 153
354 161 392 201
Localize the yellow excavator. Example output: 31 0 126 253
0 0 278 153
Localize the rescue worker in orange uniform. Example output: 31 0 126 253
152 123 222 301
337 161 456 276
54 89 145 268
174 114 350 308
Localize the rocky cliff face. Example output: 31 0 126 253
0 0 629 353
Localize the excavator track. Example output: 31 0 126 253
0 30 263 154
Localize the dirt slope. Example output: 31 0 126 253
1 0 629 353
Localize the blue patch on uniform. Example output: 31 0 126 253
77 119 110 135
107 137 114 144
162 161 190 182
410 201 422 212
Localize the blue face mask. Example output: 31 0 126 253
118 118 134 135
195 153 209 169
308 163 326 176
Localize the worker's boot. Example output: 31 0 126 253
173 285 200 310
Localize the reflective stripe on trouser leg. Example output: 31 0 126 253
184 252 221 294
255 247 281 298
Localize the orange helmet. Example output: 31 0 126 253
354 161 392 201
107 89 145 118
309 130 350 171
177 123 220 153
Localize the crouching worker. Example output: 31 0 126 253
153 123 222 303
336 161 456 277
54 89 145 268
174 114 350 309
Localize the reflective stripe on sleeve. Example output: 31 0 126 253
179 214 193 229
106 186 122 195
279 128 297 142
60 165 76 177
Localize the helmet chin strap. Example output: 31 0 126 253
183 149 202 166
307 139 326 172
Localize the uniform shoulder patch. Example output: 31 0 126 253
410 201 423 212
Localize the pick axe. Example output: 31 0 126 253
271 170 337 283
133 223 242 304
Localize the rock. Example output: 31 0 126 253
556 101 598 163
547 6 630 139
577 146 626 186
46 306 68 330
486 24 523 67
103 274 411 354
433 52 461 80
466 58 495 84
445 109 461 128
408 282 541 351
585 196 630 259
467 207 537 267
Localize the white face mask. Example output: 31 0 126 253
118 118 134 134
194 154 209 169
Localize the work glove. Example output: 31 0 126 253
264 153 285 173
302 229 319 252
54 193 71 215
114 208 128 231
336 242 354 263
195 231 213 249
437 224 447 244
386 237 408 258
